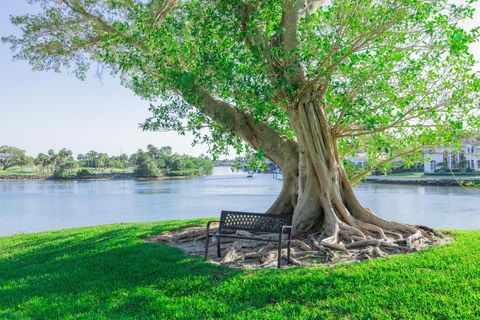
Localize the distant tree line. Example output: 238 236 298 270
0 145 213 178
130 145 213 178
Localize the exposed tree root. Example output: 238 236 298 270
146 224 450 269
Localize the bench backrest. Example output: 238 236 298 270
219 211 292 234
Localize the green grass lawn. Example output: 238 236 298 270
85 167 132 174
387 171 480 178
0 166 131 177
387 172 426 177
0 166 50 176
1 220 479 319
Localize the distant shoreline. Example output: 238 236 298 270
366 175 480 186
0 172 207 182
2 173 479 186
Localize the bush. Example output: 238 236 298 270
53 162 77 178
133 158 161 178
76 168 92 177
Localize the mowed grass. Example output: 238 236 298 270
388 171 480 178
1 220 480 319
0 166 50 176
0 166 131 176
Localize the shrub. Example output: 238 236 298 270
133 158 161 178
52 162 77 178
76 168 92 177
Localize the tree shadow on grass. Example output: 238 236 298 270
0 222 243 317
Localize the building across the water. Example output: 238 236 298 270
424 140 480 173
347 152 368 168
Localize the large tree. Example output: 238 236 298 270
5 0 480 250
0 146 27 171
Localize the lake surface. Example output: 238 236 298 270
1 167 479 236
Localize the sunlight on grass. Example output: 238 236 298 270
0 166 50 176
0 221 479 319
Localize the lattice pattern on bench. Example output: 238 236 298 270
220 211 292 233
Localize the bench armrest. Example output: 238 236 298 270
281 225 293 234
206 220 221 234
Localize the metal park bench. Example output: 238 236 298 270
204 211 293 268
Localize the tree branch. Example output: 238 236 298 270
194 86 299 173
277 0 313 89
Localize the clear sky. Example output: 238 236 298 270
0 1 210 157
0 1 479 157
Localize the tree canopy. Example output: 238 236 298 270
4 1 479 175
0 146 28 170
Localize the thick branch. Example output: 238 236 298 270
151 0 177 26
277 0 312 88
60 0 114 33
195 86 299 173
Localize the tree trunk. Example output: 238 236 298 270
265 164 298 215
193 82 423 248
281 93 422 249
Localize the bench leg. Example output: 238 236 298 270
278 233 283 268
204 234 210 260
217 237 221 258
287 232 292 263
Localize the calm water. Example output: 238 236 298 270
1 167 479 236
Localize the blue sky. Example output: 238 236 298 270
0 1 479 157
0 1 209 157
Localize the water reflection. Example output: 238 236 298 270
1 167 479 236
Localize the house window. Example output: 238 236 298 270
478 160 480 169
451 154 457 165
430 160 437 171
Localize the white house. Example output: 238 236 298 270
424 140 480 173
347 152 368 168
